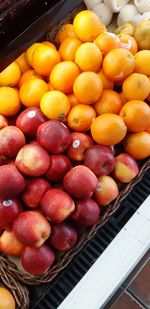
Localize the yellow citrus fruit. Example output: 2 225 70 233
0 287 15 309
124 131 150 159
26 43 42 67
0 87 21 116
122 73 150 101
55 24 77 44
134 50 150 77
16 52 30 74
58 37 82 61
75 42 102 72
0 62 21 87
19 78 48 107
134 20 150 50
67 104 96 132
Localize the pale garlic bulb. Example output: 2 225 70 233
92 3 113 26
83 0 102 10
117 3 139 26
134 0 150 14
131 11 150 26
104 0 129 13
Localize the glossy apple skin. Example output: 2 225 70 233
94 176 119 206
84 145 115 177
0 126 26 158
0 199 23 229
0 165 25 200
0 115 8 129
13 211 51 248
22 178 51 208
67 132 94 162
72 198 100 227
40 189 75 223
63 165 98 199
15 143 50 177
16 107 46 137
114 153 139 183
0 230 25 256
21 244 55 275
37 120 72 154
45 154 72 182
49 222 78 252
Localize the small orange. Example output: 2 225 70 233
58 37 82 61
97 69 114 90
47 82 54 91
119 92 127 105
19 78 48 107
91 114 127 146
42 41 56 49
119 100 150 133
118 34 138 55
26 43 42 67
0 87 21 116
94 32 121 56
124 131 150 159
67 93 81 107
16 52 30 74
94 90 123 115
19 69 41 88
103 48 135 81
122 73 150 101
67 104 96 132
75 42 102 72
73 72 103 104
134 50 150 76
55 24 77 44
0 287 16 309
0 62 21 87
40 90 70 121
50 61 80 94
73 10 106 42
147 77 150 102
32 45 60 76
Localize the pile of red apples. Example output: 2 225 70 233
0 108 139 276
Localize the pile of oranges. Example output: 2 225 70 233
0 9 150 160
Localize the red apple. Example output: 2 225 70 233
16 107 46 137
15 143 50 176
21 244 55 275
0 230 25 256
22 177 51 208
114 153 139 183
13 211 51 248
67 132 94 162
49 222 78 252
63 165 98 199
0 155 7 166
84 145 115 177
72 198 100 227
37 120 72 153
0 199 23 229
0 126 26 158
45 154 72 182
94 176 119 206
40 189 75 223
0 115 8 129
0 165 25 199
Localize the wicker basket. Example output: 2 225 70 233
0 255 29 308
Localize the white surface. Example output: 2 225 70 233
58 195 150 309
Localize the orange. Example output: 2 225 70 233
19 78 48 107
32 45 60 76
124 131 150 159
47 82 54 91
67 93 81 107
75 42 102 72
122 73 150 101
26 43 42 67
19 69 41 88
134 50 150 76
58 37 82 61
103 48 135 81
16 52 30 74
94 32 121 56
147 77 150 102
94 90 123 115
42 41 56 49
50 61 80 94
0 287 16 309
73 10 106 42
40 90 70 121
0 62 21 87
67 104 96 132
91 114 127 146
0 87 21 116
73 72 103 104
119 100 150 133
55 24 77 44
119 92 127 105
97 69 114 90
118 34 138 55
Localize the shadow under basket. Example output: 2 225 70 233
0 255 29 308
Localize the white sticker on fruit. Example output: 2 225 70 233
117 4 139 26
3 200 12 207
27 111 36 118
73 140 80 148
97 183 103 192
92 3 113 26
104 0 129 13
134 0 150 14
